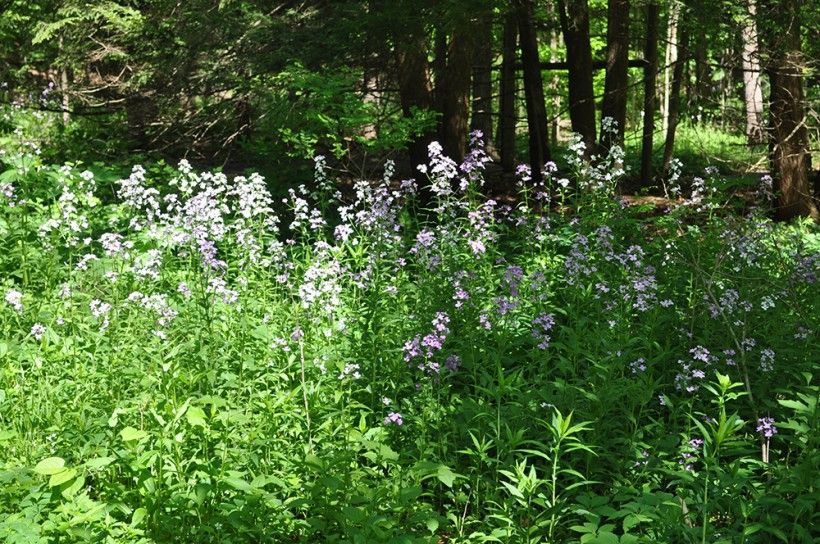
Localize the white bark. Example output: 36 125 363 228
740 0 764 143
661 1 679 134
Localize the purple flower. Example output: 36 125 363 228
688 438 704 449
629 358 647 374
690 346 711 363
531 313 556 350
468 239 486 256
756 417 777 439
445 354 461 372
384 412 404 426
30 323 46 341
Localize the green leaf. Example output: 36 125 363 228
34 457 65 475
120 426 147 442
223 476 253 493
185 406 207 428
131 508 147 527
436 464 456 488
49 467 77 487
85 456 115 469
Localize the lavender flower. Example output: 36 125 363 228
384 412 404 426
756 417 777 438
30 323 46 340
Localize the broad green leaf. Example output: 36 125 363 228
49 467 77 487
85 456 115 469
120 427 148 442
131 508 147 526
436 464 456 488
186 406 207 428
223 476 253 493
34 457 65 475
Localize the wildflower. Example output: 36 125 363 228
756 417 777 438
339 363 361 380
4 289 23 312
531 313 556 350
177 282 192 299
760 348 775 372
384 412 404 426
468 239 486 256
688 438 704 449
30 323 46 340
445 354 461 372
629 358 647 374
690 346 711 363
381 396 392 406
90 299 112 330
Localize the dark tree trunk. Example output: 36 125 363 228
640 2 659 186
762 0 819 220
558 0 597 155
441 28 474 163
395 31 435 185
516 0 551 182
662 26 688 174
498 11 518 175
432 26 448 130
600 0 631 150
693 33 710 109
471 12 496 156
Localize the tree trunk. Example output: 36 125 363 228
549 28 562 145
498 11 518 175
395 31 435 184
432 26 448 131
471 12 496 157
600 0 631 150
441 28 474 163
640 2 660 186
661 1 679 135
740 0 765 144
662 26 688 174
558 0 597 155
763 0 819 220
516 0 551 182
693 33 710 111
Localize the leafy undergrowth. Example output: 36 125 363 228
0 133 818 543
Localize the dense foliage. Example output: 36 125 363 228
1 113 817 542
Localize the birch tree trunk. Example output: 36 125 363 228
549 28 562 145
661 1 679 135
740 0 765 144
